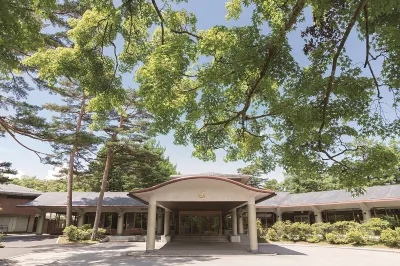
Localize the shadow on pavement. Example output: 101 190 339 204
2 235 58 243
260 244 306 255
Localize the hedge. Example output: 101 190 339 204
264 218 400 247
63 225 106 242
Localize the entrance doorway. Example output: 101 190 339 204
179 211 222 235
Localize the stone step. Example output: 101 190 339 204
172 235 230 242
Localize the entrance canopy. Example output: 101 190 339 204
129 174 276 211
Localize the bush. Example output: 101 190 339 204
380 228 400 247
80 224 92 231
287 222 311 241
266 228 279 241
63 225 106 242
362 218 389 236
346 228 368 245
326 232 348 244
272 220 291 240
331 221 359 235
306 235 323 243
63 225 80 242
311 223 331 240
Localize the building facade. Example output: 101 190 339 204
20 174 400 252
0 184 41 233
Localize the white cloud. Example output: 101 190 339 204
44 165 67 180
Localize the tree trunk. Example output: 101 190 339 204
66 96 86 227
91 144 113 240
91 115 123 240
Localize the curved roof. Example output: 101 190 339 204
129 175 275 205
131 175 275 194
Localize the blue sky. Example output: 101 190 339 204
0 0 389 181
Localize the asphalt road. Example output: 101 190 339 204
0 234 58 260
2 241 400 266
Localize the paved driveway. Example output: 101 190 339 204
3 241 400 266
0 235 58 260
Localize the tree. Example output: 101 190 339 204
83 140 177 192
0 162 17 183
10 175 68 192
134 0 400 191
39 83 101 226
90 90 156 240
23 10 125 227
237 162 280 190
0 0 86 156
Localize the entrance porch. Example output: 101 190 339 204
129 174 275 252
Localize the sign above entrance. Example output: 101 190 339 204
198 192 206 198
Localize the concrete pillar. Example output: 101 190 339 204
314 211 323 223
157 211 163 235
146 198 157 252
27 215 35 233
276 208 282 222
231 208 238 236
77 213 85 227
164 210 171 236
248 197 258 252
238 211 244 234
36 212 45 235
362 209 371 222
117 212 125 236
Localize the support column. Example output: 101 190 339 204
156 211 163 235
117 212 125 236
146 198 157 252
238 211 244 234
314 211 323 223
77 212 85 227
362 209 371 222
36 212 45 235
231 208 237 236
27 215 35 233
248 197 258 252
164 210 171 236
276 208 282 222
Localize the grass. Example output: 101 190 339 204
57 236 99 245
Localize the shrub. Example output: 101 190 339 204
272 220 291 240
326 232 348 244
287 222 311 241
346 228 368 245
306 235 323 243
266 228 279 241
63 225 80 242
362 218 389 236
88 228 106 240
63 225 106 241
331 221 359 234
311 223 331 240
380 228 400 247
80 224 92 231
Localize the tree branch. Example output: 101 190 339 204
363 3 369 68
151 0 202 41
318 0 368 150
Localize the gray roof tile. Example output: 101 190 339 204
0 184 42 197
21 192 146 207
257 184 400 207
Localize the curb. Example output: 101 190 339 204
261 242 400 253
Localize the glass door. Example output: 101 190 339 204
180 213 221 235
